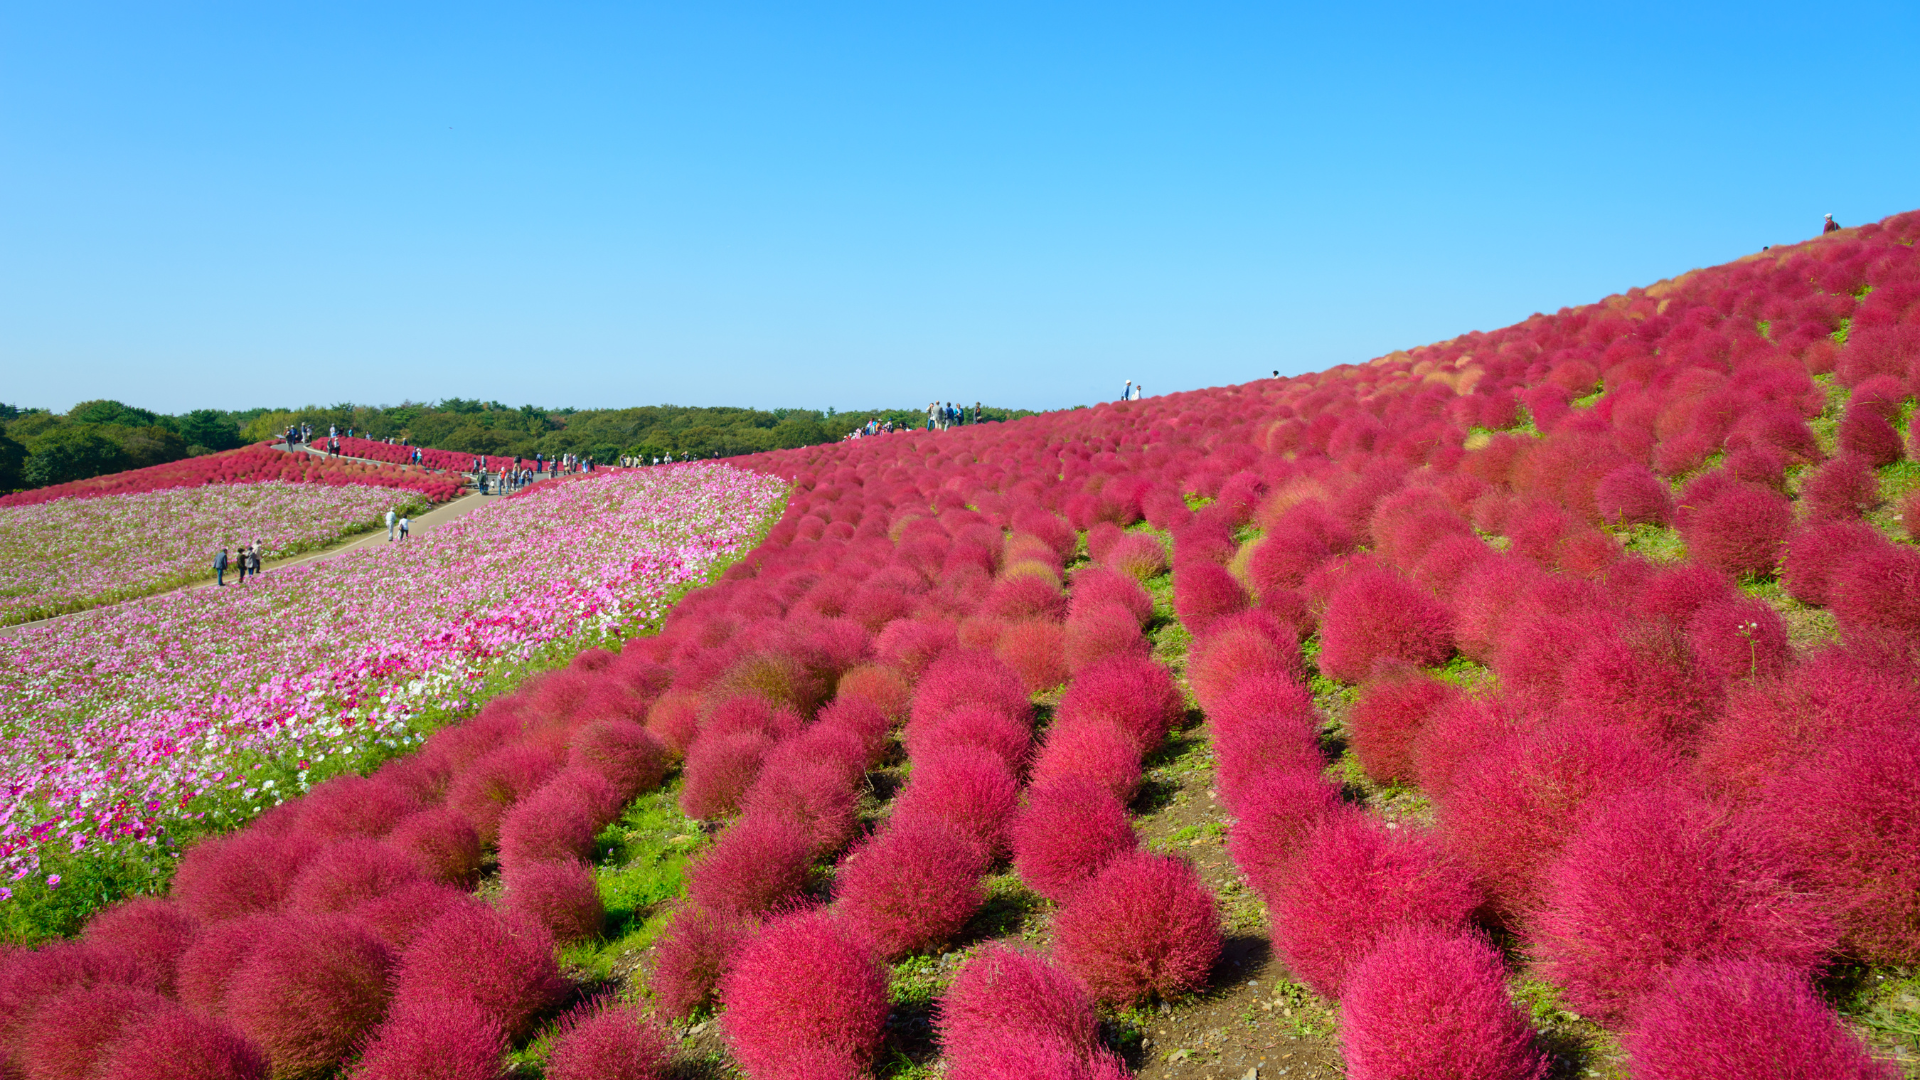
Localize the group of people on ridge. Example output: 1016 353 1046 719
212 540 267 586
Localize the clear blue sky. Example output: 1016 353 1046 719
4 2 1916 415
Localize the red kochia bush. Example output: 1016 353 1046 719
1827 542 1920 641
1316 568 1453 683
502 859 605 944
684 812 814 919
566 719 666 801
1270 815 1482 999
1104 532 1169 581
903 704 1032 772
498 771 619 869
222 914 395 1078
446 743 563 843
890 745 1021 858
739 738 862 856
1339 928 1547 1080
296 774 422 841
1589 463 1681 530
286 839 425 914
1837 407 1905 467
1802 454 1885 521
1172 561 1249 635
1530 787 1834 1024
170 828 319 922
1622 960 1899 1080
678 729 773 820
938 944 1102 1073
1063 601 1149 672
386 807 485 887
1561 624 1725 747
1068 565 1155 625
176 914 276 1016
835 818 987 958
80 898 198 996
390 906 567 1043
92 1006 269 1080
1346 666 1458 785
353 881 474 952
1052 851 1222 1005
1011 777 1138 903
649 906 750 1020
1781 519 1886 606
994 617 1070 692
1753 726 1920 966
1028 717 1144 803
1225 768 1347 901
1054 653 1184 753
720 909 891 1080
17 982 170 1080
544 1003 673 1080
1686 596 1792 680
910 650 1032 731
1208 674 1324 811
1437 715 1677 918
1184 610 1303 711
353 998 507 1080
1677 482 1792 578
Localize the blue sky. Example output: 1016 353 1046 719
3 2 1916 415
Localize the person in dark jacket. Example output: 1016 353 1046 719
214 548 228 586
1825 213 1841 234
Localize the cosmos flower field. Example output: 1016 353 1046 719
0 464 784 894
2 212 1917 1079
0 481 432 626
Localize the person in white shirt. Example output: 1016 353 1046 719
386 508 397 541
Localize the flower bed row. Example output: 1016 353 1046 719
0 481 433 626
329 435 503 472
0 464 785 902
0 445 465 508
2 210 1917 1078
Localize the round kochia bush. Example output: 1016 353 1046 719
222 913 395 1079
1052 851 1221 1005
720 908 891 1080
1339 927 1547 1080
91 1007 269 1080
389 905 568 1044
1269 814 1481 999
1011 776 1138 904
1530 786 1834 1024
1622 960 1899 1080
1316 567 1454 682
1753 726 1920 966
543 1002 674 1080
834 817 987 958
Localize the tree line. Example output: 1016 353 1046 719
0 399 1039 494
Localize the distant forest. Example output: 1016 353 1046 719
0 399 1040 494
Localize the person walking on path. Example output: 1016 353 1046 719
386 508 397 541
248 541 263 580
214 548 229 587
235 542 250 586
398 515 411 540
1824 213 1841 234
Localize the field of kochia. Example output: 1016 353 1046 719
2 210 1918 1080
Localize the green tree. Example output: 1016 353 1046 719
178 409 243 452
0 433 25 492
67 400 160 427
24 428 130 486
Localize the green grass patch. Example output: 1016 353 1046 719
1618 523 1687 564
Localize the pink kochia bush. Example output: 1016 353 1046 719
834 817 988 958
1530 787 1834 1024
1339 927 1547 1080
938 944 1126 1080
1345 666 1458 785
720 909 891 1080
389 905 568 1043
1011 776 1138 903
1753 726 1920 966
1052 851 1222 1005
543 1002 674 1080
222 914 395 1079
1316 568 1454 682
1269 815 1481 999
353 998 508 1080
1622 960 1899 1080
92 1007 270 1080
